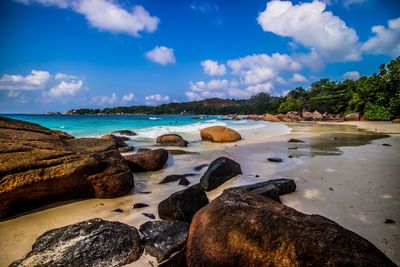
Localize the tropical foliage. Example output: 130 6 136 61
71 57 400 120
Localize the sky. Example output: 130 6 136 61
0 0 399 113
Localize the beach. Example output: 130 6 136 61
0 120 399 266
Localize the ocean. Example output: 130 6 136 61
2 114 291 148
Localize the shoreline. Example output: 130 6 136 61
0 121 399 266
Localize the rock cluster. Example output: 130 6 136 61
0 117 134 219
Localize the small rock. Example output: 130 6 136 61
179 177 190 186
288 147 298 150
136 191 152 194
267 157 283 163
139 220 189 263
288 138 305 143
160 174 196 184
384 219 396 224
133 203 149 209
158 184 209 222
382 143 392 146
156 134 189 147
111 208 124 213
194 164 209 172
125 149 168 172
329 187 334 191
142 213 156 219
200 157 242 191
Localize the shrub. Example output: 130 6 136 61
364 105 392 121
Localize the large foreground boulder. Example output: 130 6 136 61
200 126 241 143
156 134 188 147
158 184 209 223
139 220 189 263
124 149 168 172
200 157 242 191
11 218 143 267
187 190 396 267
0 117 134 219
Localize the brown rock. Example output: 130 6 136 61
125 149 168 172
391 118 400 123
345 112 361 121
187 190 396 267
112 130 137 136
118 146 134 153
263 113 281 122
302 110 322 121
0 117 134 219
156 134 188 147
200 126 241 143
100 134 128 147
244 114 261 121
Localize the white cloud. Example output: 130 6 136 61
342 0 367 8
201 60 226 76
0 70 50 90
55 73 78 81
7 90 28 103
190 79 229 91
15 0 159 37
145 46 176 65
227 53 301 85
46 80 83 97
362 17 400 57
90 93 118 105
290 73 307 83
342 71 361 80
122 93 135 102
257 1 360 62
145 94 171 105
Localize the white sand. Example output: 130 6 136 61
1 121 399 266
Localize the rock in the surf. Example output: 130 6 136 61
125 149 168 172
156 134 189 147
100 134 128 147
200 126 241 143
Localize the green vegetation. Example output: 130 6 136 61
70 57 400 120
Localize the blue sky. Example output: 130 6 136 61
0 0 399 113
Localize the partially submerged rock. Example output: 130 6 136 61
200 126 241 143
156 134 188 147
288 138 305 143
11 218 142 267
124 149 168 172
187 190 396 267
139 220 189 263
267 157 283 163
158 184 209 223
112 130 137 136
193 164 209 172
0 117 134 219
200 157 242 191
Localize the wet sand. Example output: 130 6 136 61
1 121 399 266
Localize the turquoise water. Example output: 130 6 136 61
1 114 220 137
1 114 291 148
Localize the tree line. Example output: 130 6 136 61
71 57 399 120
